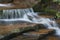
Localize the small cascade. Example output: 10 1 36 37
0 8 60 36
2 8 34 19
0 8 34 23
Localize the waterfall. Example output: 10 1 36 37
2 8 34 19
0 8 35 24
0 8 60 36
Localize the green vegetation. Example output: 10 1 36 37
55 12 60 19
33 0 59 16
44 9 57 15
53 0 60 2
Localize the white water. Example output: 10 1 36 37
0 8 60 36
0 3 14 7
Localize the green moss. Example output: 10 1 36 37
44 9 57 15
56 12 60 18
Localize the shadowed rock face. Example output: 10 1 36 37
0 0 13 3
0 0 40 10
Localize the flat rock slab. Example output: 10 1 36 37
0 23 36 35
23 29 54 37
0 23 38 40
10 29 54 40
0 0 40 10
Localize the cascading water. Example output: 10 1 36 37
0 8 34 24
0 3 14 7
0 8 60 36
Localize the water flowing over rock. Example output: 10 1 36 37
0 0 40 10
0 8 60 36
0 8 54 24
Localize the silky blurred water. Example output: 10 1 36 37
0 8 60 36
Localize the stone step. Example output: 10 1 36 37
0 0 40 10
22 29 55 40
10 29 55 40
0 23 37 40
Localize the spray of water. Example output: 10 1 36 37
0 8 60 36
